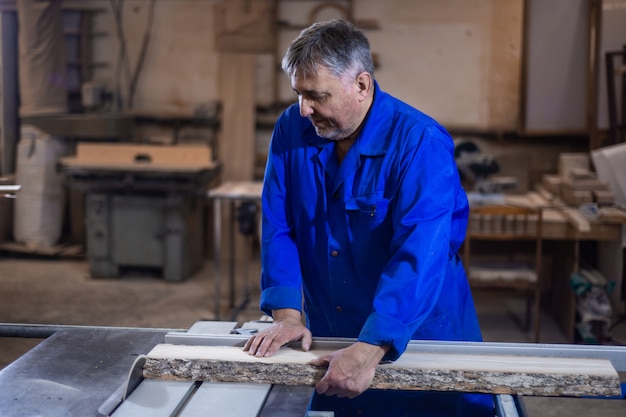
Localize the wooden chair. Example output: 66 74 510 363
463 204 544 342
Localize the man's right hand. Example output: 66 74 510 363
243 308 312 357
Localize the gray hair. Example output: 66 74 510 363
281 19 375 80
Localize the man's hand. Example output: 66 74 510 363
243 308 312 357
309 342 389 399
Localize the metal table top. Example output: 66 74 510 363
0 325 314 417
0 327 166 417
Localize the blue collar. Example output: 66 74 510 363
307 81 392 157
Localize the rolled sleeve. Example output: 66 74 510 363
260 286 303 317
358 311 413 361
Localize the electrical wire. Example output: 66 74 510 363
128 0 157 109
108 0 157 110
109 0 132 110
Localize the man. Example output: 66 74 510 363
245 19 493 416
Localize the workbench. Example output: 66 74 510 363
208 181 263 320
60 143 221 282
504 193 623 241
502 192 625 342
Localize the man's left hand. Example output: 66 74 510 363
309 342 389 399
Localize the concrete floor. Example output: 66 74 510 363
0 255 625 416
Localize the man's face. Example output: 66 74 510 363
291 66 363 141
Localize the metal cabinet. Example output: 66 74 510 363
86 192 204 282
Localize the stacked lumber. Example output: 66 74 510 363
143 344 622 398
539 153 614 206
561 168 611 206
598 206 626 223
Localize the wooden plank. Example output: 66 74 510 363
567 168 596 181
75 143 212 164
59 159 219 173
60 143 218 173
561 185 594 206
599 206 626 223
561 207 591 233
562 177 609 191
218 53 256 181
504 192 551 209
143 344 622 398
593 189 615 204
535 184 556 203
558 153 590 177
541 174 562 195
526 191 551 207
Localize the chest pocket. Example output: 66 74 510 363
345 193 391 224
345 193 393 270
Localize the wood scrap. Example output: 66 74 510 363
534 184 555 203
560 207 591 233
562 177 609 192
567 168 596 181
558 153 590 178
560 185 593 206
504 191 551 209
593 190 615 205
526 191 551 207
541 174 562 195
143 344 621 398
598 206 626 223
535 185 553 202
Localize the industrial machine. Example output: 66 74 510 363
1 321 625 417
60 143 220 282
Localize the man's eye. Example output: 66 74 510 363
296 93 327 102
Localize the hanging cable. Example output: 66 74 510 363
109 0 132 110
128 0 157 109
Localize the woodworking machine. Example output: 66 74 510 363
1 321 625 417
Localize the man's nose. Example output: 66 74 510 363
299 97 314 117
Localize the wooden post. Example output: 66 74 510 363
218 53 256 182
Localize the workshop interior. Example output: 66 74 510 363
1 0 626 416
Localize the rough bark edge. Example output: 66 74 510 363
143 358 622 397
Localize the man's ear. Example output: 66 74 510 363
356 72 373 101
